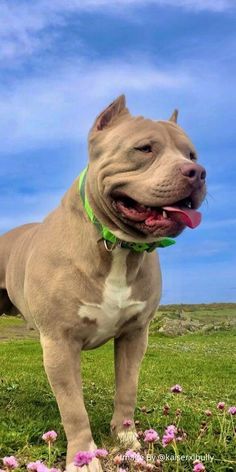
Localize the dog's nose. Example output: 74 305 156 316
180 162 206 187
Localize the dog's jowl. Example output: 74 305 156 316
0 95 206 471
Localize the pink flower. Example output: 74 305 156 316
193 461 205 471
217 402 225 410
94 449 108 458
36 465 49 472
170 384 183 393
3 457 19 469
228 406 236 415
133 453 145 467
74 451 95 467
144 429 159 443
165 425 177 435
125 450 137 460
27 461 44 472
162 433 174 447
162 424 177 447
27 461 40 471
49 469 61 472
42 431 58 443
124 450 145 465
27 463 48 472
204 409 212 417
123 419 133 428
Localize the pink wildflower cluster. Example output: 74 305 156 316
2 458 18 470
123 419 133 428
27 463 60 472
124 450 146 467
228 406 236 415
217 402 225 410
217 402 236 415
74 452 95 467
193 460 206 471
1 458 62 472
6 391 236 472
143 429 159 443
42 431 57 443
170 384 183 393
74 449 108 467
27 461 49 472
114 449 153 469
162 424 177 447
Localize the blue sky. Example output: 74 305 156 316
0 0 236 304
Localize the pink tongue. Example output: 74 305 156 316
163 206 202 229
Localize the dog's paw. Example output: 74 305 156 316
117 430 141 450
66 458 103 472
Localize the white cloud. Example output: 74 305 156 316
75 0 234 12
0 58 190 154
0 0 234 63
0 48 234 155
157 0 233 11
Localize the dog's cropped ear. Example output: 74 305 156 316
92 95 129 131
169 109 178 123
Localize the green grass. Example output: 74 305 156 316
1 309 236 471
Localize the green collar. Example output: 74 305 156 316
78 167 175 253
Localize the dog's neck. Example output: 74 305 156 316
61 179 148 287
78 167 175 254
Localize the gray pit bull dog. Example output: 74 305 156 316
0 95 206 471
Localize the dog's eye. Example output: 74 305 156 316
189 151 196 161
135 144 152 153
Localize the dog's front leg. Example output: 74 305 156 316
111 323 149 449
40 335 103 472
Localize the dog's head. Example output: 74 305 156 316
87 95 206 243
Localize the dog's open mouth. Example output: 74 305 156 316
112 194 202 235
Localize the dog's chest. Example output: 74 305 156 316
78 249 146 348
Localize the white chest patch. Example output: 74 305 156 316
78 249 146 347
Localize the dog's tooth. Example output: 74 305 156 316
163 210 168 219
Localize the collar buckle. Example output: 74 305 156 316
103 239 122 252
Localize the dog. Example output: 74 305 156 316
0 95 206 471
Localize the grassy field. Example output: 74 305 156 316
0 305 236 471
